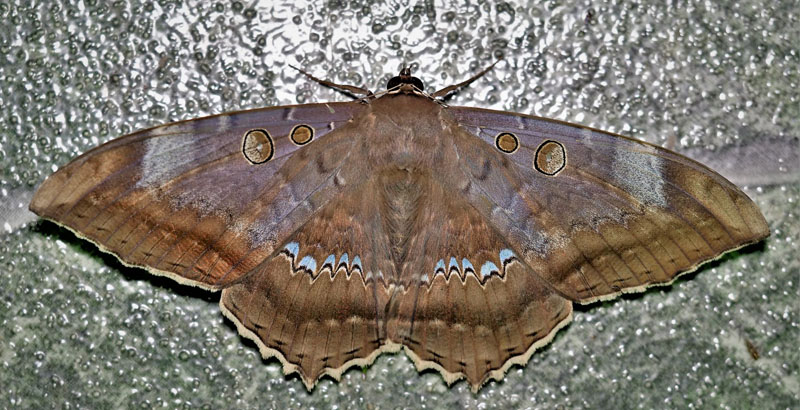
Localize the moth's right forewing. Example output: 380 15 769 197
447 106 769 304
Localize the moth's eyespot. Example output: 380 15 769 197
290 124 314 145
534 140 566 176
242 129 274 164
495 132 519 154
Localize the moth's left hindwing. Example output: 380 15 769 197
30 102 365 290
447 106 769 303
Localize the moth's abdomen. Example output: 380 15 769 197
378 168 426 271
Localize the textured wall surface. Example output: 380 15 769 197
1 0 798 408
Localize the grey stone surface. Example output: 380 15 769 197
1 0 798 408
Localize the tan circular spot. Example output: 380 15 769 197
290 124 314 145
534 140 566 176
495 132 519 153
242 129 274 164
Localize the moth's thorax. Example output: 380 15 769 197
361 94 449 169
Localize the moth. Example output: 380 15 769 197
30 63 769 392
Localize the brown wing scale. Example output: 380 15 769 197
30 82 769 393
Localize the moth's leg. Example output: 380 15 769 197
431 58 502 99
289 65 374 99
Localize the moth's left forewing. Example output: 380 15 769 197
30 102 365 290
446 106 769 303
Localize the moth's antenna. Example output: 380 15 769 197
431 58 503 99
289 65 375 100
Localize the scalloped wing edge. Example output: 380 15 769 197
33 216 223 291
218 286 574 392
33 211 769 392
403 305 574 393
218 291 403 390
574 233 768 305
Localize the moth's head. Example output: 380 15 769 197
386 67 425 93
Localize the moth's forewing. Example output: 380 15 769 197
449 106 769 303
30 102 363 289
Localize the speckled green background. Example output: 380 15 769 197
1 0 798 408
